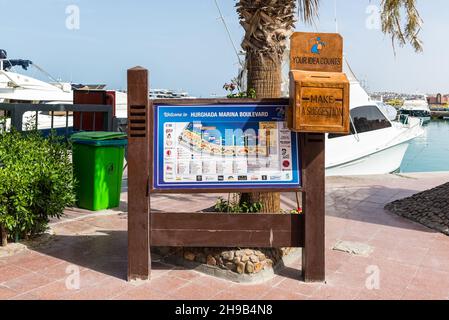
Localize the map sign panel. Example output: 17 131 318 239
153 103 301 190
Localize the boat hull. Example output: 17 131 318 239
326 142 410 176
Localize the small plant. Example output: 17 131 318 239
290 207 303 214
214 197 230 212
240 200 263 213
214 196 263 213
223 81 237 95
280 207 303 214
223 79 256 99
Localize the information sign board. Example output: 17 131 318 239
153 103 301 190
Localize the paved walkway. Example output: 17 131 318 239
1 172 449 300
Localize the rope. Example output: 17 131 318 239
213 0 244 68
31 63 65 88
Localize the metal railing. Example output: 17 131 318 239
0 103 114 135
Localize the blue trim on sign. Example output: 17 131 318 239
152 103 301 190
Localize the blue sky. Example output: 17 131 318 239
1 0 446 96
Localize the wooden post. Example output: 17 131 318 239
301 133 325 282
127 67 151 281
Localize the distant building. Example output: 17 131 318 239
427 94 449 105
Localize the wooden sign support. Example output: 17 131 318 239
300 133 325 282
127 67 325 283
127 67 151 281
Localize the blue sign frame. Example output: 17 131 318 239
153 102 301 190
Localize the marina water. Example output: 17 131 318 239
400 119 449 173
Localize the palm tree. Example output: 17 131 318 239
236 0 422 212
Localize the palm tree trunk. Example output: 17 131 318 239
247 53 282 99
240 191 281 213
241 52 282 213
236 0 295 214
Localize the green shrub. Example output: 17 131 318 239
0 130 75 241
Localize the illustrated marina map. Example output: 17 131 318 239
154 105 300 189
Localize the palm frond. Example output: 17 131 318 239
236 0 423 58
381 0 423 52
297 0 320 24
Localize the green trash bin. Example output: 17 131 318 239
71 131 127 211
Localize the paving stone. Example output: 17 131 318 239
332 240 373 257
2 172 449 299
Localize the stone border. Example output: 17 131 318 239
385 182 449 236
153 248 301 284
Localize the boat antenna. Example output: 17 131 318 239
213 0 244 68
334 0 339 33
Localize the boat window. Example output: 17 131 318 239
351 105 391 133
328 105 391 139
401 110 430 117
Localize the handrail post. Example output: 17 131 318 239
106 108 112 131
11 108 23 132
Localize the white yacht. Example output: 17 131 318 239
399 98 431 124
0 50 128 129
0 52 72 104
325 65 424 176
149 89 196 99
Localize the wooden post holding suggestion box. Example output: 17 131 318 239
126 66 329 283
288 32 350 282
